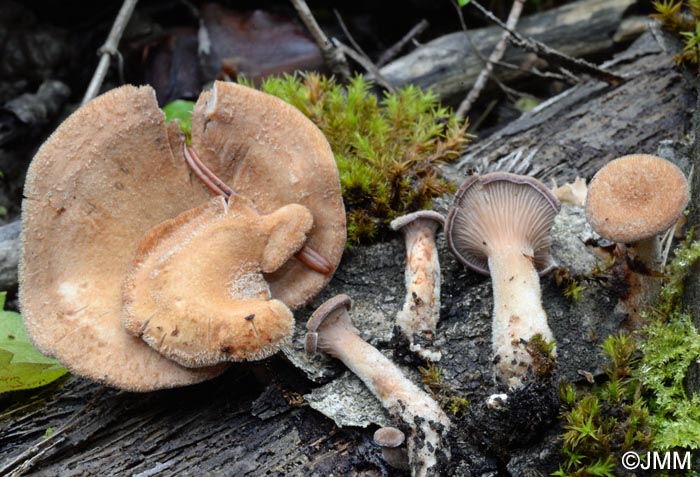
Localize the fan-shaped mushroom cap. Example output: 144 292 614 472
20 82 344 390
20 85 223 390
191 81 346 307
122 195 312 368
445 172 561 275
585 154 688 244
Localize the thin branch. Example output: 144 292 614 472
456 0 525 118
491 59 578 84
336 42 396 93
377 19 429 67
470 0 625 85
82 0 139 105
290 0 351 81
332 10 395 92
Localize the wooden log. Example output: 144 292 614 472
0 220 20 291
379 0 643 100
442 32 692 184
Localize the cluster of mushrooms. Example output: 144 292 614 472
18 80 689 477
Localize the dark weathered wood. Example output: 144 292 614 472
379 0 644 100
0 366 379 477
442 32 692 184
0 220 20 291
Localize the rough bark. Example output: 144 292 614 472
379 0 644 100
443 32 692 184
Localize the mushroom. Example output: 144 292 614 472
585 154 688 271
121 195 313 367
373 426 409 471
20 82 345 390
585 154 689 324
390 211 445 362
445 172 560 388
190 81 346 308
306 295 451 477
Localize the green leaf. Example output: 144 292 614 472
458 0 472 6
0 292 67 392
162 100 196 145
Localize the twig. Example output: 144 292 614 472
377 19 429 67
332 10 395 92
470 0 624 85
82 0 139 105
336 42 396 93
290 0 351 81
491 59 578 84
456 0 526 118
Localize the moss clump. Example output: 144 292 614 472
637 236 700 450
652 0 700 65
256 74 470 245
555 334 653 477
418 363 469 416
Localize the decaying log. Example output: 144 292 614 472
379 0 644 100
443 32 692 184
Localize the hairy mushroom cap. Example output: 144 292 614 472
191 81 346 308
20 82 345 390
445 172 561 275
20 85 224 391
585 154 689 244
122 195 312 367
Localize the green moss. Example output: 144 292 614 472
255 73 470 245
418 363 470 416
652 0 700 65
555 333 652 476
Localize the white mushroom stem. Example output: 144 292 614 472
488 246 555 388
307 298 450 477
628 236 661 270
393 214 443 362
617 236 663 328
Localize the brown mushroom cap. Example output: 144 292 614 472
191 81 346 308
390 210 445 231
585 154 689 243
20 82 344 390
445 172 560 275
374 427 406 447
122 195 312 367
20 85 223 391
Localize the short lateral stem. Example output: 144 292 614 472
396 222 442 361
323 327 450 477
488 247 554 387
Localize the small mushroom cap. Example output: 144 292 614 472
585 154 689 243
304 294 352 354
122 195 312 367
191 81 346 308
445 172 560 275
390 210 445 232
373 426 406 447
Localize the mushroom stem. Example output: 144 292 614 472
391 212 444 362
488 246 554 388
307 296 450 477
183 143 333 275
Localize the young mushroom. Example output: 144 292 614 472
585 154 689 324
390 211 445 362
445 172 560 388
306 295 451 477
373 426 409 471
121 195 313 367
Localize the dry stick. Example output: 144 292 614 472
471 0 624 85
290 0 351 81
82 0 139 105
332 11 396 92
377 19 429 67
456 0 526 118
